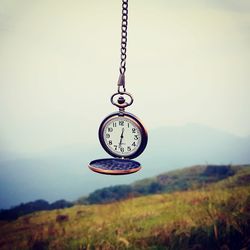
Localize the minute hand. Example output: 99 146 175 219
119 128 125 147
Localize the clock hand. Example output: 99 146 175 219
119 128 125 147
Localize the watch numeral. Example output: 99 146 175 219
132 128 136 133
134 135 139 140
114 145 118 150
120 147 124 153
119 121 124 126
108 140 112 145
108 127 113 132
127 146 131 151
132 142 136 147
113 122 117 127
127 123 130 128
106 134 110 138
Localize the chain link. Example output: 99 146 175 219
117 0 128 92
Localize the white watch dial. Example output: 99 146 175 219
103 117 142 157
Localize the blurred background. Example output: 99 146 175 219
0 0 250 209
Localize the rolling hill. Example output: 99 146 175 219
0 164 241 220
79 164 237 205
0 164 249 249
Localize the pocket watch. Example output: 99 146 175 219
88 0 148 175
99 94 147 160
89 92 148 175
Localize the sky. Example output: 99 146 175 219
0 0 250 157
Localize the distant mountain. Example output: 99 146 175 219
0 124 249 209
141 124 250 176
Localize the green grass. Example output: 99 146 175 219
0 166 250 250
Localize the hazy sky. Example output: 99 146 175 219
0 0 250 156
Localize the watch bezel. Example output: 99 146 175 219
98 112 148 159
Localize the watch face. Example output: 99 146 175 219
99 112 147 159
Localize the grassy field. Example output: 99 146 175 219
0 166 250 250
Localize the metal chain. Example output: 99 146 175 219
117 0 128 93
